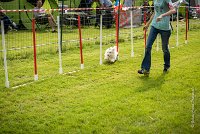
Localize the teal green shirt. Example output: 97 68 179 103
151 0 173 30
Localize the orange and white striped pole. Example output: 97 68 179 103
32 18 38 80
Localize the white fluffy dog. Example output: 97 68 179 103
104 46 118 63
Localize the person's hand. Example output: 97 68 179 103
143 23 149 31
156 14 163 22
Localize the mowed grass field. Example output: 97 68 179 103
0 20 200 133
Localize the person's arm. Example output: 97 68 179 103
143 12 154 31
156 2 176 22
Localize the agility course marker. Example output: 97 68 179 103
116 13 119 53
130 10 134 57
78 15 84 69
176 9 179 47
1 21 10 88
32 19 38 81
100 15 103 65
1 6 193 88
191 88 195 128
57 16 63 74
185 7 188 44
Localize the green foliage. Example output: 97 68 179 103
179 4 187 17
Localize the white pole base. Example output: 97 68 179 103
185 40 188 44
81 64 84 69
131 52 134 57
176 42 179 47
34 74 38 81
5 81 9 88
59 68 63 74
100 60 102 65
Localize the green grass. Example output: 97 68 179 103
0 20 200 133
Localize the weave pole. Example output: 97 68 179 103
176 9 179 47
116 0 120 55
185 7 188 44
188 0 190 30
130 10 134 57
32 18 38 81
116 13 119 52
77 15 84 69
57 16 63 74
100 14 103 65
1 21 10 88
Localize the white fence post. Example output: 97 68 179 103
100 14 103 65
1 20 10 88
57 16 63 74
176 9 179 47
130 10 134 57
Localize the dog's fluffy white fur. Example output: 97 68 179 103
104 46 118 63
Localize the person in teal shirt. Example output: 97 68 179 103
138 0 176 76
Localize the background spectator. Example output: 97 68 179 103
93 0 113 28
0 12 18 34
34 0 57 32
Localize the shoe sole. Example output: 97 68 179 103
163 68 170 73
138 70 149 76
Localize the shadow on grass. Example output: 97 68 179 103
136 73 168 92
103 62 116 65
